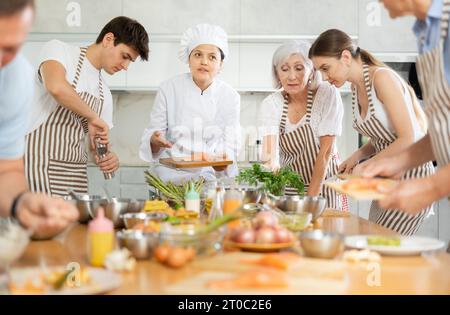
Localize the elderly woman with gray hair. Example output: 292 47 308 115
258 40 346 209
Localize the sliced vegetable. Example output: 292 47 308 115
367 236 401 247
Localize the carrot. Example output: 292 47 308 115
206 269 288 289
240 253 299 270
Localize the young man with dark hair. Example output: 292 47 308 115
25 16 149 196
0 0 79 239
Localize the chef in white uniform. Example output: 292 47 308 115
139 24 241 183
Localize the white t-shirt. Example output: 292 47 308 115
258 82 344 151
27 40 113 134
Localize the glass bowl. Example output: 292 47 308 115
158 223 226 256
279 212 313 232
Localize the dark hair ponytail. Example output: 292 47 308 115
359 48 386 68
309 29 386 67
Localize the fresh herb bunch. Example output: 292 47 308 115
144 170 204 208
236 164 304 196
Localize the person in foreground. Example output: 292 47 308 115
0 0 78 239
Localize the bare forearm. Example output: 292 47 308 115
47 81 97 121
369 136 416 162
308 152 331 196
428 163 450 201
355 142 376 161
394 134 434 171
0 170 28 217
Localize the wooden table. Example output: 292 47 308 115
13 214 450 294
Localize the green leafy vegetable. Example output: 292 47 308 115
236 164 304 196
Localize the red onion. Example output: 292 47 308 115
234 227 256 244
255 227 276 244
274 226 292 243
252 211 278 229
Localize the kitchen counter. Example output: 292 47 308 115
13 214 450 294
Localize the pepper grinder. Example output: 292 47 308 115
95 138 115 180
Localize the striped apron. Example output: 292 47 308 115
279 89 345 209
416 1 450 174
352 64 435 236
415 0 450 249
25 47 104 197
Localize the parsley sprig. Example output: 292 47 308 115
236 164 304 196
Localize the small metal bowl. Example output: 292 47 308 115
120 212 168 229
299 230 344 259
275 196 326 220
96 198 131 229
116 230 159 259
128 199 146 213
65 194 108 224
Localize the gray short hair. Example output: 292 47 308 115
272 40 314 89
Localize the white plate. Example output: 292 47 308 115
345 235 446 256
7 266 121 295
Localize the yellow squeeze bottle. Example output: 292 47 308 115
87 207 114 267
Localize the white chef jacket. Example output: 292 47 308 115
139 73 241 184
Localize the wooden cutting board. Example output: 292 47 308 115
191 252 346 278
159 158 233 169
164 252 348 295
164 270 347 295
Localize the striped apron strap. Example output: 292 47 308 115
279 92 289 133
305 89 313 123
72 47 87 88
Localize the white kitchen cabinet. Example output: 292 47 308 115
32 0 123 34
122 0 241 35
217 43 240 89
358 0 417 52
239 43 281 90
241 0 358 35
125 42 186 89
